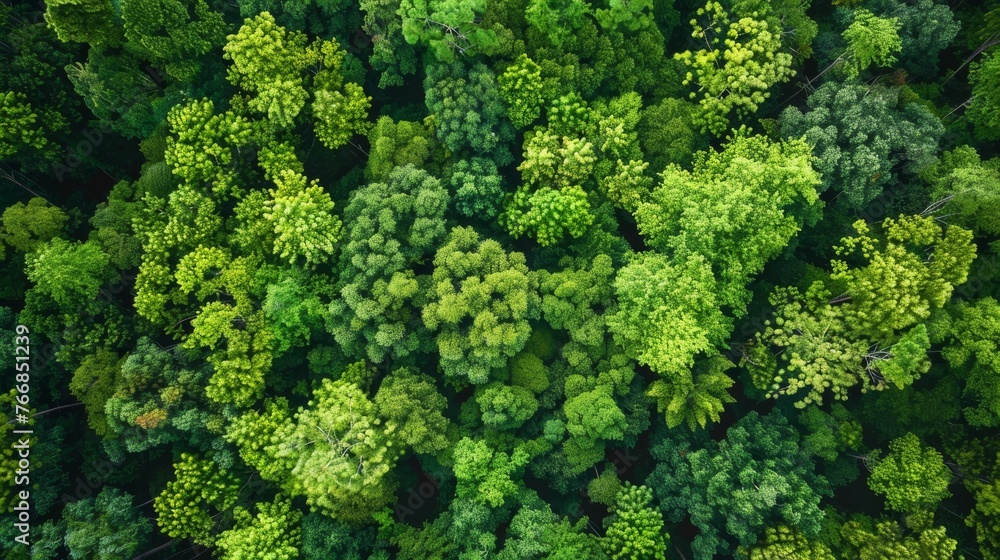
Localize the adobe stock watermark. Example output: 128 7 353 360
607 448 638 477
394 472 441 522
346 28 374 56
59 458 122 506
49 64 164 182
50 124 114 182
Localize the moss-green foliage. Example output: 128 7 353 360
969 52 1000 140
68 349 121 436
375 367 451 453
746 525 834 560
153 453 240 545
608 252 731 378
0 197 67 255
26 238 112 309
498 54 545 129
675 1 794 135
216 495 303 560
932 297 1000 427
423 226 540 384
867 433 952 514
602 484 668 560
276 378 402 521
746 215 975 408
647 353 735 431
841 9 902 77
632 129 822 314
366 116 440 182
839 515 958 559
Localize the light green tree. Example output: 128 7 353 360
632 130 821 314
263 168 342 268
502 125 598 245
674 1 794 135
601 484 668 560
498 54 545 129
969 53 1000 140
274 379 401 521
423 226 540 384
868 433 952 514
153 453 240 545
309 39 372 149
647 353 735 431
746 525 834 560
365 116 439 181
215 495 302 560
224 398 294 482
223 12 314 126
313 82 371 150
26 239 111 309
398 0 498 62
967 477 1000 559
607 252 731 378
375 368 451 454
746 215 975 408
840 516 957 559
0 197 67 254
452 437 530 508
183 302 274 408
831 215 975 340
477 382 539 430
933 298 1000 427
163 99 253 196
841 9 902 77
564 385 627 444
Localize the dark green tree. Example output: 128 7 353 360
43 0 123 46
779 82 943 209
424 61 515 163
649 412 828 559
120 0 229 81
327 164 448 363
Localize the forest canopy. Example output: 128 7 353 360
2 0 1000 558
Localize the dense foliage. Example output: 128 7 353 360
2 0 1000 558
